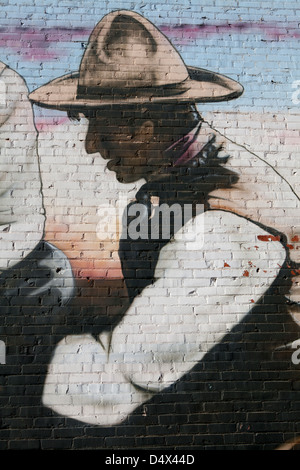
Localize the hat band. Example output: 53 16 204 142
76 80 190 101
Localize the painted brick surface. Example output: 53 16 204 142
0 0 300 452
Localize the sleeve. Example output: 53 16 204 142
41 210 287 426
0 64 45 271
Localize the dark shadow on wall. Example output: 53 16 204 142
1 249 299 450
68 266 300 451
60 266 300 451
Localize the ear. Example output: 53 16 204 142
133 120 154 143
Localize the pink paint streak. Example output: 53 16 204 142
0 21 299 61
159 22 300 45
0 27 91 61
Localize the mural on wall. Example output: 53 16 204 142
1 3 300 449
27 10 300 427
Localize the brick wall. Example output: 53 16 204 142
0 0 300 451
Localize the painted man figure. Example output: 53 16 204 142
30 10 300 427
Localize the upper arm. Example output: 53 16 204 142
110 210 286 391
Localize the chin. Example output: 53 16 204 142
115 172 143 184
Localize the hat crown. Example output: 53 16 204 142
78 10 189 90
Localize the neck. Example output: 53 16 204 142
138 118 238 203
142 118 203 183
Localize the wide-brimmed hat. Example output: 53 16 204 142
29 10 244 110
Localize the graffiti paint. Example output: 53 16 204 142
0 4 300 450
27 10 300 427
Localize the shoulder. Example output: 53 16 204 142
0 62 28 88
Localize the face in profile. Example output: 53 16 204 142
83 107 156 183
83 104 200 184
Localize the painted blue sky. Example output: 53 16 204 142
0 0 299 113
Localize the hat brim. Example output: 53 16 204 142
29 66 243 110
